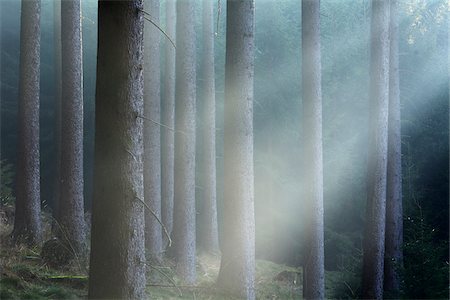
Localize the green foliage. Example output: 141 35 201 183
330 249 363 299
401 214 449 299
0 160 14 206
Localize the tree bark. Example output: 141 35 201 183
52 0 62 223
161 0 176 250
301 1 324 299
13 0 42 246
217 1 255 299
199 0 219 254
172 0 196 285
143 0 162 262
362 0 390 299
88 1 146 298
384 0 403 296
59 0 86 256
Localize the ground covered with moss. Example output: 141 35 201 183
0 207 343 299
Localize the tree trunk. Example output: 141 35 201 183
199 0 219 254
217 1 255 299
161 0 176 250
13 0 42 246
362 0 390 299
172 0 196 285
143 0 162 262
52 0 62 223
58 0 86 256
88 1 146 298
301 1 324 299
384 0 402 297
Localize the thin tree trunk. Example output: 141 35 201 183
13 0 42 246
59 0 86 256
88 1 146 298
384 0 403 297
301 1 324 299
161 0 176 250
200 0 219 254
362 0 390 298
172 0 196 285
217 1 255 299
53 0 62 223
144 0 162 262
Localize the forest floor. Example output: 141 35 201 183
0 206 341 299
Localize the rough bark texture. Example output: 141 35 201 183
200 0 219 254
172 0 196 284
88 1 146 298
59 0 86 256
161 0 176 249
217 1 255 299
13 0 42 246
301 1 324 299
384 0 403 296
143 0 162 261
362 0 390 299
52 0 62 223
0 1 2 168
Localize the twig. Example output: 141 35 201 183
148 265 183 297
139 9 176 49
124 148 138 162
137 115 187 138
137 115 175 132
342 280 355 297
135 196 172 247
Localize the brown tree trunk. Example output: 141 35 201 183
58 0 86 256
144 0 162 262
362 0 390 298
161 0 176 250
301 0 324 299
217 1 256 299
13 0 42 246
88 1 146 298
172 0 197 285
199 0 219 254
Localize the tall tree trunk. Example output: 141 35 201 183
384 0 402 297
143 0 162 262
161 0 176 250
53 0 62 223
58 0 86 256
88 1 146 298
217 1 255 299
301 1 324 299
13 0 42 246
199 0 219 254
172 0 196 285
362 0 390 298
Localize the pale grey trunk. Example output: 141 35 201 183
161 0 176 249
362 0 390 299
59 0 86 255
0 1 2 169
172 0 196 284
143 0 162 261
53 0 62 222
200 0 219 254
217 1 255 299
301 1 324 299
88 1 146 298
13 0 42 246
384 0 403 296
